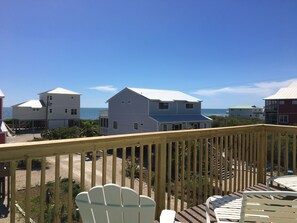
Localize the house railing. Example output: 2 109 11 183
0 124 296 223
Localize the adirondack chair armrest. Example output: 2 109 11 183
159 209 176 223
205 195 223 223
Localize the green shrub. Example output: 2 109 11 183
17 158 43 170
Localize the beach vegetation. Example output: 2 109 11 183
210 116 264 127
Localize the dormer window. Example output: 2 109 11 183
159 102 169 109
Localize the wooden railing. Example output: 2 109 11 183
0 124 296 222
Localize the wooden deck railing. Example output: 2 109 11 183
0 124 296 223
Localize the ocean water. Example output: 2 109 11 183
2 107 227 120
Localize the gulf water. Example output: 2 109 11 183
2 107 227 120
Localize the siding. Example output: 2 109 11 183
40 93 80 120
108 89 157 135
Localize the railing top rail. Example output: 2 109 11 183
1 124 295 162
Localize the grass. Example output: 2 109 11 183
15 178 81 223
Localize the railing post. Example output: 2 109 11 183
156 140 167 219
258 126 267 184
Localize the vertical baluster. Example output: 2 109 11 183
285 134 289 175
228 135 232 194
147 145 152 197
68 154 73 223
174 142 179 211
277 132 281 176
102 149 107 185
219 136 223 195
39 157 46 223
139 145 144 195
224 136 228 195
10 161 16 223
245 133 249 189
81 152 85 191
204 138 208 201
154 145 159 201
167 142 172 209
186 140 191 208
25 158 32 223
92 149 97 186
238 134 242 191
180 141 185 211
122 147 126 186
293 134 296 174
209 138 213 197
193 139 198 205
215 136 219 195
270 133 275 177
54 155 60 223
198 139 203 203
112 148 117 184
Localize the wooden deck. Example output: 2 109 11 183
175 183 273 223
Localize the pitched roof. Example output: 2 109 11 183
39 87 80 95
265 81 297 100
128 87 201 102
0 89 4 98
14 100 44 108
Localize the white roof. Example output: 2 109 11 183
16 100 44 108
265 81 297 100
40 87 80 95
229 105 260 109
128 87 201 102
0 89 4 98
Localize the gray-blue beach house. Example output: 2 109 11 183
99 87 212 135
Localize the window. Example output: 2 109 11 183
162 124 167 131
134 123 138 130
71 109 77 115
100 118 108 128
159 102 169 109
113 121 118 129
49 96 52 100
279 115 288 123
65 109 68 113
279 100 285 105
186 103 194 109
49 109 52 113
292 100 297 105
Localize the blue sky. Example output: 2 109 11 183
1 0 297 108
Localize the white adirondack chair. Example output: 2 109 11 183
206 190 297 223
75 183 177 223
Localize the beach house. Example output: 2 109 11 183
100 87 212 135
264 81 297 125
12 87 81 130
228 105 264 119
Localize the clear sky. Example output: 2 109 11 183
1 0 297 108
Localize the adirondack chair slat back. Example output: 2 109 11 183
75 184 156 223
240 191 297 223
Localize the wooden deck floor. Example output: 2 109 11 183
175 183 272 223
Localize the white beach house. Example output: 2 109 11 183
12 87 81 129
100 87 212 135
228 105 264 119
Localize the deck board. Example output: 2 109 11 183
175 183 275 223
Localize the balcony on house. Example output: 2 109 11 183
0 124 297 222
